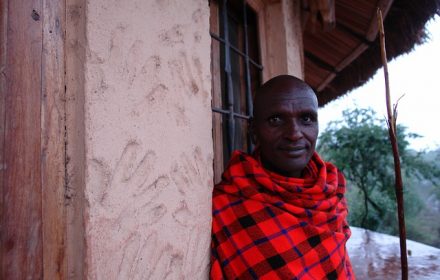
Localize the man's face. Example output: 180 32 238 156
252 87 319 177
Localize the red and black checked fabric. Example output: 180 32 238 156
210 150 354 280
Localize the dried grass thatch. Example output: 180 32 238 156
315 0 440 106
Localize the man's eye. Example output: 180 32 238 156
302 114 316 123
303 116 312 122
268 116 282 125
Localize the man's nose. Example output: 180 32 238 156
284 120 303 141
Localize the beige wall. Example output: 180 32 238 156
69 0 305 279
83 0 213 278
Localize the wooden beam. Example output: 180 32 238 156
366 0 394 41
0 5 7 276
316 0 394 92
41 0 67 278
210 0 224 184
305 51 337 73
1 0 44 278
65 0 87 277
317 43 368 92
336 21 374 46
308 0 336 32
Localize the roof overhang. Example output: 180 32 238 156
302 0 440 106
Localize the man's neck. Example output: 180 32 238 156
259 156 304 178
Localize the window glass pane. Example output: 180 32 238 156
235 117 250 155
246 5 261 100
250 64 261 101
210 0 262 180
221 113 231 167
229 17 245 114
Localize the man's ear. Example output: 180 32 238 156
249 117 258 145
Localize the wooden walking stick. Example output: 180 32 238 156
377 8 408 280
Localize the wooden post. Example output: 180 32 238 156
41 0 67 278
1 0 69 278
1 0 44 278
377 8 408 280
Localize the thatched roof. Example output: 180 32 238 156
303 0 440 106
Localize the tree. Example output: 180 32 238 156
317 108 440 243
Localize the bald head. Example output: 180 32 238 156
253 75 318 119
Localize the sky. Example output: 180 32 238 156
318 16 440 151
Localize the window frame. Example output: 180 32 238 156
210 0 265 183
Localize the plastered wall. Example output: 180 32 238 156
83 0 213 278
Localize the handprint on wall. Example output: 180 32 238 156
168 51 209 105
181 225 211 278
169 147 213 278
117 231 184 280
87 144 212 278
90 141 168 220
87 141 174 278
171 146 212 227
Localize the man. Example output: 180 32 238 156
210 75 354 279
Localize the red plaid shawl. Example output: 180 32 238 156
211 151 354 279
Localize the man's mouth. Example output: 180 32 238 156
279 146 307 156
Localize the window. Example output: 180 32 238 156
210 0 263 183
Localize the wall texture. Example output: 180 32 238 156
83 0 213 278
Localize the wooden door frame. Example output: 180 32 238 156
0 0 84 278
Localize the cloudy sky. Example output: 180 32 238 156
319 16 440 151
